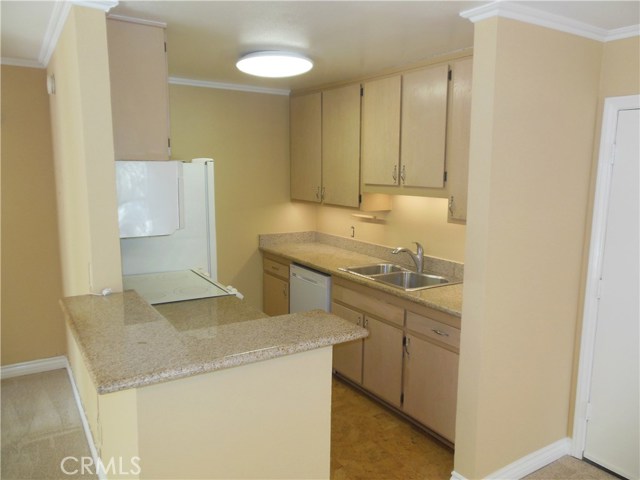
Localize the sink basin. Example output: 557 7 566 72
339 263 453 291
340 263 407 276
373 271 450 291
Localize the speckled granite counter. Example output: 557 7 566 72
61 290 368 394
260 233 464 317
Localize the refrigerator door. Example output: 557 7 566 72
116 160 182 238
119 159 218 279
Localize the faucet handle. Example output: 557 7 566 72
413 242 424 254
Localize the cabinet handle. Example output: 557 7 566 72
431 329 449 337
404 336 410 357
448 196 455 216
392 165 397 182
363 318 368 328
283 286 287 298
316 186 321 200
321 186 325 201
400 165 406 184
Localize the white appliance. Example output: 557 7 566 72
116 158 236 305
289 264 331 313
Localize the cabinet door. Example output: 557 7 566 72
107 19 170 161
362 316 403 407
401 65 449 188
322 84 361 207
290 92 322 202
263 272 289 316
446 57 473 222
361 76 401 186
331 302 364 384
403 334 459 442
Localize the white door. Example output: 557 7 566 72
583 107 639 480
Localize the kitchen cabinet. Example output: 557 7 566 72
107 18 170 161
322 84 361 207
263 255 290 316
331 302 364 383
332 276 461 442
403 312 460 442
445 57 473 222
361 65 448 189
332 280 404 408
290 86 361 208
362 315 404 407
361 75 402 186
290 92 322 202
401 65 449 188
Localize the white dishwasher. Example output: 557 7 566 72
289 264 332 313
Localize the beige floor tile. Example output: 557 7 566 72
1 369 96 480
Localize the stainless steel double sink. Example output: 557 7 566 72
338 263 453 291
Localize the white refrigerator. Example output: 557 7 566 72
116 158 236 304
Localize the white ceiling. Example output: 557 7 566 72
1 1 639 91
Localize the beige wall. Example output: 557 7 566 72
317 196 466 262
47 6 122 297
168 85 316 310
1 66 66 365
568 35 640 433
455 17 603 478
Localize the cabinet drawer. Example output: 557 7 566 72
406 311 460 350
264 258 289 280
333 284 404 326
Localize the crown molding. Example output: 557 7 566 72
169 76 291 96
107 14 167 28
39 1 119 68
72 1 119 12
605 24 640 42
39 0 72 67
460 1 638 43
0 57 44 68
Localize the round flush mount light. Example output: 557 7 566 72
236 51 313 78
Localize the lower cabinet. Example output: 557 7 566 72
403 333 459 442
331 302 363 384
362 315 404 407
331 277 460 443
263 255 290 316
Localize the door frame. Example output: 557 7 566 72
571 94 640 458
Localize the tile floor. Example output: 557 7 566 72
331 377 454 479
0 369 621 480
1 369 96 479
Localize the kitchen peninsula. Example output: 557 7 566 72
61 290 367 479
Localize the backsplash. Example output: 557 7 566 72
259 231 464 282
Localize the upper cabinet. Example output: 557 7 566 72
401 65 449 188
289 54 472 222
445 57 473 222
322 84 361 208
290 85 361 208
361 76 401 186
362 65 448 190
107 19 171 161
290 92 322 202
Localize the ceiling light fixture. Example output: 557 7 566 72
236 51 313 78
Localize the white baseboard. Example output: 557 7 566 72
450 437 571 480
1 355 68 379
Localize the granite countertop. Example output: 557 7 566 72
61 291 368 394
260 241 463 317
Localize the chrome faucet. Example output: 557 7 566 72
392 242 424 272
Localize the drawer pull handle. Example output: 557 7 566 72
432 329 449 337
